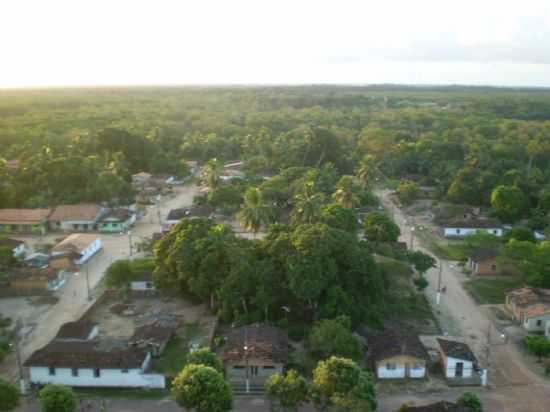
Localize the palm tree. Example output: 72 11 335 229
332 176 360 209
237 187 275 237
202 158 221 190
291 181 325 225
355 155 376 189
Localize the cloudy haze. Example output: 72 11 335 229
1 0 550 87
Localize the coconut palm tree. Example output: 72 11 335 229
237 187 275 236
332 175 360 209
291 181 325 225
202 158 221 190
355 154 376 189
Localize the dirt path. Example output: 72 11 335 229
376 189 550 412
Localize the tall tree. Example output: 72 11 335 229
202 158 222 191
291 181 325 225
237 187 275 236
332 176 360 209
265 370 309 412
491 185 528 223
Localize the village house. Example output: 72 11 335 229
131 172 152 187
55 321 99 341
51 234 102 265
218 325 290 388
505 287 550 332
367 331 429 379
130 324 173 357
98 209 136 233
467 249 499 276
24 253 49 268
48 252 80 273
163 205 213 230
48 204 106 232
442 218 503 238
0 209 50 234
437 339 480 382
7 266 65 292
0 237 26 257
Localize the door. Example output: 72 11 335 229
455 362 463 377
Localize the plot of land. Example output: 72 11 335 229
464 276 526 304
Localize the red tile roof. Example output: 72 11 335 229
219 326 289 363
49 204 102 222
0 209 50 224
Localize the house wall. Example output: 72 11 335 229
468 258 498 276
49 256 75 271
442 355 474 378
99 215 136 233
12 243 26 257
131 281 155 291
75 238 102 264
87 325 99 340
443 228 503 238
0 223 45 234
375 355 426 379
29 366 165 388
225 359 284 384
56 220 97 232
523 314 550 332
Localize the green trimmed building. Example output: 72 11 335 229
0 209 50 234
98 209 136 233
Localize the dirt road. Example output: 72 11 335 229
377 189 550 412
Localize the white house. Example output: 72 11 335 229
24 341 165 389
48 204 106 232
368 332 428 380
51 234 102 265
0 238 26 257
505 288 550 332
438 339 479 380
442 219 503 238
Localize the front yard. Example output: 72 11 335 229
154 322 205 376
464 275 526 304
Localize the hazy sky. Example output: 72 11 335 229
2 0 550 87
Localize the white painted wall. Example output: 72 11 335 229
409 365 426 378
377 364 406 379
13 243 26 257
443 228 503 238
75 238 102 264
131 281 155 291
523 314 550 332
444 356 474 378
87 325 99 340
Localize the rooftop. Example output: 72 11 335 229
132 172 152 179
9 267 58 281
0 238 24 249
437 339 477 363
49 204 102 222
506 287 550 308
52 233 100 254
219 325 290 363
0 209 51 224
55 321 98 341
443 218 501 229
131 324 174 346
368 330 429 362
469 248 499 262
100 209 132 222
166 205 213 221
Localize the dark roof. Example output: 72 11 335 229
24 341 147 369
9 267 58 281
219 326 290 363
100 209 132 222
401 401 473 412
131 325 174 346
166 205 212 221
55 321 97 340
437 339 477 362
469 248 499 262
443 219 501 229
368 331 429 362
0 238 24 249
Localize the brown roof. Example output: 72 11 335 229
9 267 58 281
55 321 97 340
131 325 173 346
0 209 50 224
49 204 102 222
443 218 501 229
219 326 290 363
24 341 147 369
506 287 550 308
402 401 473 412
52 233 99 254
523 303 550 318
368 330 429 362
0 238 24 249
469 248 499 262
166 205 213 221
437 339 477 363
100 209 132 222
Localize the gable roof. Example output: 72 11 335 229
437 339 477 362
401 401 473 412
166 205 213 221
506 287 550 308
219 326 290 363
469 248 499 262
52 233 99 254
24 341 147 369
49 204 102 222
368 331 429 362
9 267 59 281
0 238 24 249
0 209 50 224
443 218 501 229
55 321 97 341
100 209 132 222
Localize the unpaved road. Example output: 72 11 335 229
377 189 550 412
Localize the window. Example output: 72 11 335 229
72 368 79 377
386 363 396 370
146 282 153 289
121 369 129 374
94 368 101 378
493 230 498 234
537 320 543 326
491 264 497 271
456 229 461 234
48 367 56 376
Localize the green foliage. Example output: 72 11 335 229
491 185 528 223
456 392 483 412
186 347 223 372
237 187 276 234
396 180 420 205
265 370 309 412
308 316 362 361
105 258 154 289
0 248 17 271
503 226 535 242
407 250 437 275
320 204 358 233
363 212 400 242
207 186 243 214
525 335 550 361
0 378 19 411
39 385 76 412
171 364 232 412
413 276 429 291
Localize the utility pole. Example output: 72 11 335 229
13 320 26 394
410 226 415 250
128 230 133 257
436 260 442 304
244 327 249 394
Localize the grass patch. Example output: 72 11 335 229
74 388 167 400
154 322 204 376
465 276 526 304
431 242 470 261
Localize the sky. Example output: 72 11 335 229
1 0 550 88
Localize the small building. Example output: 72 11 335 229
437 339 478 380
24 253 50 268
98 209 136 233
442 219 503 238
130 272 156 291
0 238 26 257
24 341 165 388
56 321 99 341
8 267 65 291
48 252 80 273
505 288 550 332
51 234 102 265
130 324 174 357
220 169 244 181
164 206 213 230
131 172 153 187
467 249 499 276
218 326 290 386
49 204 106 232
0 209 50 234
368 331 429 379
400 401 473 411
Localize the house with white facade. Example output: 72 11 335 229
437 339 480 382
442 219 503 238
51 234 102 265
505 287 550 332
368 331 429 380
48 204 106 232
98 209 136 233
0 237 26 257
